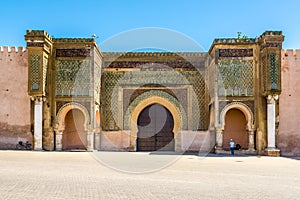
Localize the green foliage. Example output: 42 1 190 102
237 32 248 40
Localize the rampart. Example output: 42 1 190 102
279 49 300 156
0 46 32 149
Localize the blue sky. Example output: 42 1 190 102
1 0 299 51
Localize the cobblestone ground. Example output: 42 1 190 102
0 151 299 200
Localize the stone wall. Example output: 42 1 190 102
279 49 300 156
0 46 31 149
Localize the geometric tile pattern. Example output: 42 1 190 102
218 59 253 96
30 54 41 91
261 55 267 92
55 60 91 96
184 71 208 130
43 56 48 91
101 71 124 130
269 54 279 90
101 70 208 131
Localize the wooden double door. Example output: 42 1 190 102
137 104 174 151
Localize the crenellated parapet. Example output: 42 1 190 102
25 30 53 43
0 46 26 53
53 38 94 43
102 52 206 57
283 49 300 57
0 46 27 64
102 52 207 70
281 49 300 73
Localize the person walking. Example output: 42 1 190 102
229 139 235 155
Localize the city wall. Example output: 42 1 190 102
279 49 300 156
0 46 32 149
0 46 300 155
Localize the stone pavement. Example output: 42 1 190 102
0 151 299 200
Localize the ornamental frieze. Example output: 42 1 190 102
104 60 205 69
219 49 253 57
260 43 282 50
27 42 45 47
27 42 50 53
56 48 91 57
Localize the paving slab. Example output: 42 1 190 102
0 151 299 200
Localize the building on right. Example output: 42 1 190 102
208 31 284 156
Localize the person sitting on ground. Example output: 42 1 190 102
235 144 241 150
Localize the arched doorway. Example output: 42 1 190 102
223 109 248 150
137 104 174 151
62 109 87 150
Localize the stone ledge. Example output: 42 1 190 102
264 148 281 157
215 149 257 155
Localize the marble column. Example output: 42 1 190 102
94 132 101 150
55 131 63 151
87 130 94 152
266 95 278 149
34 98 43 150
215 128 223 150
248 129 255 151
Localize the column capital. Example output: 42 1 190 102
248 130 255 135
86 125 95 133
216 127 223 133
55 131 63 135
30 96 46 102
266 94 278 104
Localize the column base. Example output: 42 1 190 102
248 147 255 152
33 147 43 151
214 146 223 151
264 148 280 157
33 137 43 151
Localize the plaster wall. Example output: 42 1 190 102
0 47 31 149
279 49 300 156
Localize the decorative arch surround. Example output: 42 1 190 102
220 102 254 131
124 90 187 131
56 102 90 131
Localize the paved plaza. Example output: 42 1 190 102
0 151 299 200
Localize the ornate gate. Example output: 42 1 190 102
137 104 174 151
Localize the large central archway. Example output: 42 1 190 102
137 104 174 151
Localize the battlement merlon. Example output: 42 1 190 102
283 49 300 57
25 30 53 43
258 30 284 45
25 30 53 54
102 52 207 62
208 31 284 54
0 46 26 53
